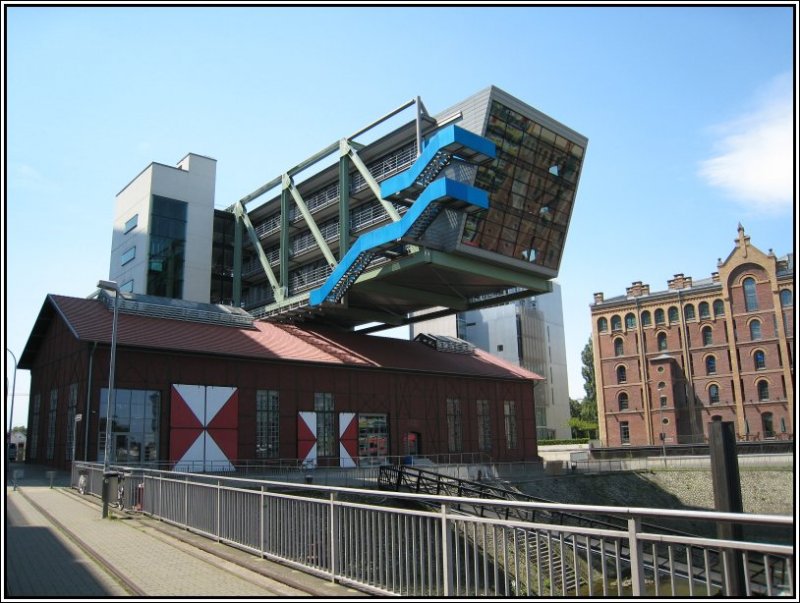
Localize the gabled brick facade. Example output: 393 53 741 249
591 226 794 447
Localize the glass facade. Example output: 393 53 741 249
464 100 585 272
358 414 388 459
211 210 235 305
98 388 161 464
148 195 187 298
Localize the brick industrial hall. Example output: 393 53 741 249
19 291 541 470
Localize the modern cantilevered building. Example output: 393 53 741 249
31 86 588 470
109 86 588 331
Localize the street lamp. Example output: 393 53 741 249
6 348 18 466
97 279 120 518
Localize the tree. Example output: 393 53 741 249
570 337 598 438
581 337 596 412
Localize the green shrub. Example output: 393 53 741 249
537 438 590 446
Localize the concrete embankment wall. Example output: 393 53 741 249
512 465 793 516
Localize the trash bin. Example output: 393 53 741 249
135 483 144 511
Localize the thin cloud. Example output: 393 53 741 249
698 73 793 213
7 162 54 193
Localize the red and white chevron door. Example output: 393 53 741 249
339 412 358 468
170 384 238 472
297 411 317 468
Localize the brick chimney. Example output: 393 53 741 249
626 281 650 297
668 273 692 290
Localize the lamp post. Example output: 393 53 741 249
97 279 120 518
71 413 82 465
6 349 18 466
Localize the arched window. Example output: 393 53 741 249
618 392 629 411
708 384 720 404
762 412 774 438
614 338 624 356
625 313 636 329
705 355 716 375
611 315 622 331
702 326 713 346
780 289 793 307
616 365 627 383
699 302 710 319
757 380 769 401
684 304 695 321
743 277 758 311
713 299 725 316
749 319 762 341
668 306 679 324
754 350 766 370
641 311 652 327
655 309 665 325
657 332 667 351
597 317 608 333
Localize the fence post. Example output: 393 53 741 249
330 492 338 582
184 476 189 528
627 517 644 596
216 479 221 542
260 486 265 557
709 420 744 596
440 504 453 597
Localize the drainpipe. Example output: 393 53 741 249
84 342 97 461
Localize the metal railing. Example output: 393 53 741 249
70 462 794 597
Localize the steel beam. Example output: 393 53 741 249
338 142 351 259
235 202 284 302
233 205 243 306
280 187 290 290
283 174 337 267
345 142 402 222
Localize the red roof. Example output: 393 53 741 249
22 294 543 382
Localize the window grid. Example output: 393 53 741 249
46 389 58 460
503 400 518 450
743 277 759 312
256 390 280 459
476 400 492 453
30 394 41 460
314 392 335 457
446 398 463 453
66 383 78 461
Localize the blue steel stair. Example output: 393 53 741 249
308 125 495 307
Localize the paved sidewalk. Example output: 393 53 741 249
4 463 363 598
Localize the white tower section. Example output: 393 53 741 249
109 153 216 303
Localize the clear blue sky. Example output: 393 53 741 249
4 4 796 428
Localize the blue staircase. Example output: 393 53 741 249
308 125 496 307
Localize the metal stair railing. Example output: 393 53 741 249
309 178 490 306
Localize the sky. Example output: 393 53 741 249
3 3 797 430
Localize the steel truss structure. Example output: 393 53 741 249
229 87 588 330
